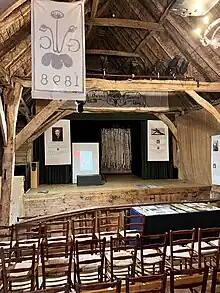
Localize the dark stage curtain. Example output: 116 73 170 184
34 135 72 184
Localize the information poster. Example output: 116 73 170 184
211 134 220 185
44 120 71 165
147 120 169 161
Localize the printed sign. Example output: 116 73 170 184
44 120 71 165
147 120 169 161
32 0 85 100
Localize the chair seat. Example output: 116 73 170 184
193 241 216 255
79 253 101 272
95 232 118 242
75 234 94 242
47 236 67 244
9 261 33 277
137 249 162 264
105 250 133 266
0 240 16 249
46 257 69 265
17 239 39 248
119 230 140 237
166 245 191 258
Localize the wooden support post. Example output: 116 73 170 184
0 83 22 225
0 96 7 147
154 113 178 142
15 100 66 151
186 90 220 124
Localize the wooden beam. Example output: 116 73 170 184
27 110 73 144
154 113 178 141
91 0 100 18
15 77 220 92
86 49 140 58
86 18 163 31
186 90 220 124
0 83 23 225
15 100 66 150
84 107 177 113
0 97 7 146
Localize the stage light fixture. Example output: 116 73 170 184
75 101 84 113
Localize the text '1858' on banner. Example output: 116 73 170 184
32 0 85 100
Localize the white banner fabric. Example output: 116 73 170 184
147 120 169 162
32 0 85 100
211 134 220 185
44 120 71 165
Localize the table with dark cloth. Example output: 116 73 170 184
130 203 220 237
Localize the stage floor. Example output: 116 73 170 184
24 175 211 217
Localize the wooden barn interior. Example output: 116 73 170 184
2 0 220 292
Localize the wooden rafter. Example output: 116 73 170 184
84 107 180 113
15 77 220 92
27 110 74 144
186 90 220 124
15 100 66 150
154 113 178 141
86 18 163 31
86 0 101 40
86 49 140 58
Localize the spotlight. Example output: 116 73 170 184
194 27 202 36
203 16 209 24
75 101 84 113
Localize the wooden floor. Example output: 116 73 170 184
24 175 210 218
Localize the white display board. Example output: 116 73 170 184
147 120 169 161
44 120 71 165
211 134 220 185
72 143 99 184
32 0 85 100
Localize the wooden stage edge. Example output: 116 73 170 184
24 175 211 218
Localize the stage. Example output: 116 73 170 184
24 175 211 218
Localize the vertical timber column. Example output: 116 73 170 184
0 83 22 225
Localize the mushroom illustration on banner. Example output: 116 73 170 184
39 10 80 70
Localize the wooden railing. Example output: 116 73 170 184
17 198 218 227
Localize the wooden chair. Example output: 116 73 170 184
75 280 121 293
195 227 220 269
1 245 37 293
27 285 69 293
96 215 120 243
0 225 14 260
43 220 70 244
72 218 95 243
120 215 145 238
168 228 196 271
211 267 220 293
105 235 138 282
15 223 43 249
125 273 167 293
40 238 73 290
74 238 106 285
170 266 209 293
137 233 168 276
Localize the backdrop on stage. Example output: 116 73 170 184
72 143 99 184
147 120 169 162
44 120 71 165
32 0 85 100
212 134 220 185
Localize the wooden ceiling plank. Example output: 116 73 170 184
86 17 163 31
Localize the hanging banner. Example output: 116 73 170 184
211 134 220 185
44 120 71 165
147 120 169 161
32 0 85 100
